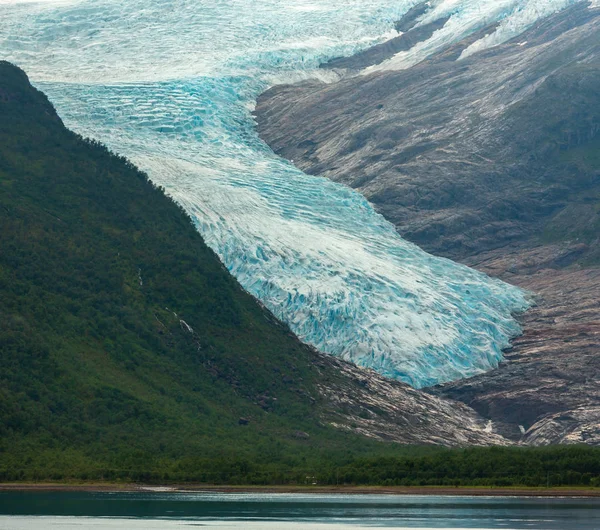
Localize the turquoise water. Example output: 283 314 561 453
1 0 583 386
1 492 600 528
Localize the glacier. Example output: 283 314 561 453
0 0 580 388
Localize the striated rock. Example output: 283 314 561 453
434 248 600 443
315 354 507 446
256 4 600 444
323 14 450 71
525 407 600 445
256 3 600 261
394 2 430 33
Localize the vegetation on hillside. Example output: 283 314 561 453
1 61 600 488
505 63 600 262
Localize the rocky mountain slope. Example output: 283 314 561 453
0 61 513 480
256 2 600 444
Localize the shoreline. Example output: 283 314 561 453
2 483 600 497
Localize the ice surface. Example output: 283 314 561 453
0 0 570 387
366 0 582 72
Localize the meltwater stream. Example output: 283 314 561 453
0 0 571 387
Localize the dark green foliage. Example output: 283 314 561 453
0 60 402 478
317 446 600 488
1 61 600 487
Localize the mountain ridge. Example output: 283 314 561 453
255 2 600 444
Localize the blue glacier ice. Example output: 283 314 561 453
0 0 579 388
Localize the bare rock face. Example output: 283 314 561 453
256 3 600 262
525 407 600 445
322 13 451 71
255 4 600 444
314 354 507 446
435 246 600 443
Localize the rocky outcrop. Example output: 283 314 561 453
256 3 600 261
323 12 451 70
256 4 600 444
315 353 507 446
435 244 600 443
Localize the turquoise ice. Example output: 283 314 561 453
0 0 574 387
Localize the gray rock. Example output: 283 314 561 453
314 353 507 446
255 3 600 444
256 3 600 261
395 2 431 33
434 248 600 444
323 15 450 71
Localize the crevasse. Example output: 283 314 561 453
0 0 577 388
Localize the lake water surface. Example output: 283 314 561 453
1 491 600 529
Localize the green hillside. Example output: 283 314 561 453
0 61 398 482
2 61 600 488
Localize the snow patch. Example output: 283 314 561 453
180 320 194 334
365 0 583 73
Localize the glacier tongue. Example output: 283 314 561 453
0 0 571 388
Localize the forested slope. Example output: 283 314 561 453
3 60 600 486
0 61 373 480
1 61 522 483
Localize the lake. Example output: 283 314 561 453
1 491 600 529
